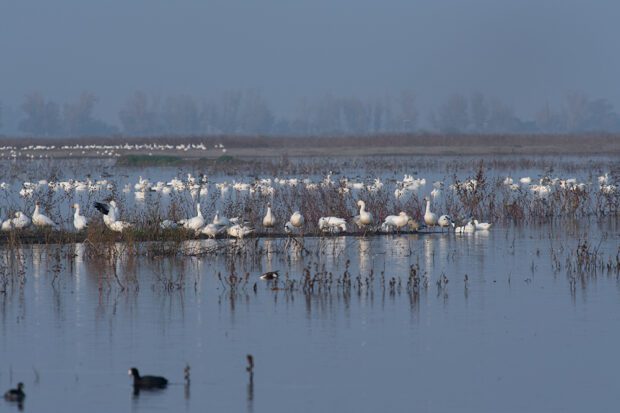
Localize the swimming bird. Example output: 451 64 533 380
128 368 168 389
260 271 279 280
262 203 276 229
11 211 31 229
179 203 205 230
32 202 57 228
423 197 438 227
4 382 25 402
455 220 476 233
438 214 454 231
71 203 88 231
473 219 492 230
318 216 347 233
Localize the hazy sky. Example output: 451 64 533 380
1 0 619 122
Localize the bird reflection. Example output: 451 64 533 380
358 238 370 273
263 239 275 267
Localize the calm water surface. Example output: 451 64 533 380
1 221 620 412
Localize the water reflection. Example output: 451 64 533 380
0 221 619 413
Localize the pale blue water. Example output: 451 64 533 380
1 219 620 412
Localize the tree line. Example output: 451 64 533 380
1 90 620 136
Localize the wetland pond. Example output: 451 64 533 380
1 218 620 412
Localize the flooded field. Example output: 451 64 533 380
1 155 619 412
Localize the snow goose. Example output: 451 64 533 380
12 211 31 229
201 223 227 238
108 219 133 233
179 203 205 230
290 211 304 228
1 208 13 231
32 202 58 228
94 200 131 232
381 212 410 233
473 219 492 230
284 221 295 234
213 210 230 227
263 203 276 229
438 215 454 231
318 217 347 233
159 220 178 229
353 200 373 229
227 224 254 239
71 203 88 231
423 197 438 227
94 200 119 227
455 220 476 233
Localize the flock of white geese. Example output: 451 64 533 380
0 197 490 238
0 171 614 238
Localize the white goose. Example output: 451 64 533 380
290 211 304 228
263 203 276 229
94 200 119 228
1 208 13 231
32 202 58 228
12 211 31 229
159 220 178 229
423 197 438 227
201 223 227 238
353 200 373 229
284 221 295 234
71 203 88 231
180 203 205 230
381 212 410 232
455 220 476 233
473 219 492 230
213 210 230 227
438 215 454 231
318 216 347 233
107 219 133 233
94 200 132 232
227 224 254 239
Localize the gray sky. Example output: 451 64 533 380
1 0 619 122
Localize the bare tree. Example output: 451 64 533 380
19 92 62 136
470 92 488 131
487 98 521 132
435 94 469 133
564 91 589 131
63 92 97 135
119 91 160 135
397 90 418 132
162 95 200 135
238 90 274 134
